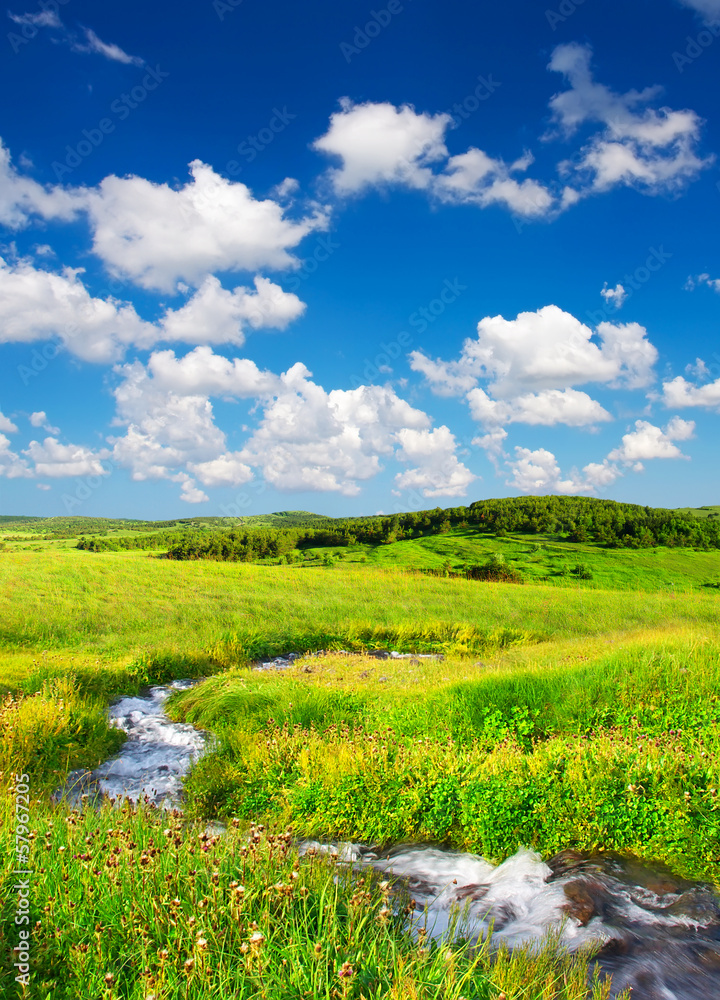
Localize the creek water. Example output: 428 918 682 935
57 679 207 808
60 674 720 1000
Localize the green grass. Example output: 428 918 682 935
0 801 624 999
0 548 719 659
0 541 716 998
296 526 720 591
170 634 720 884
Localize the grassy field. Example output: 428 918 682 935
0 546 719 659
1 536 716 998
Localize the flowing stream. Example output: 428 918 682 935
59 672 720 1000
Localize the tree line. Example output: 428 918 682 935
75 495 720 560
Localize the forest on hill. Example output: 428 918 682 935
73 495 720 560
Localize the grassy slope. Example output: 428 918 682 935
301 527 720 590
0 547 719 659
170 633 720 884
0 544 645 999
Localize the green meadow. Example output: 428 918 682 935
1 500 719 998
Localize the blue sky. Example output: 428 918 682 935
1 0 719 519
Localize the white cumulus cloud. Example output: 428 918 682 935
547 43 711 198
661 374 720 410
0 411 18 433
411 305 658 400
84 160 328 292
23 437 111 478
0 258 305 362
0 140 82 228
607 417 695 468
467 387 611 427
434 148 555 217
313 99 451 194
394 426 476 497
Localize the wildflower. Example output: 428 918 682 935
104 972 115 985
249 932 265 948
184 958 195 973
196 937 208 951
338 962 354 979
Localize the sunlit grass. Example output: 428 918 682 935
0 800 625 999
1 548 718 657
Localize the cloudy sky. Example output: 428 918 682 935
1 0 719 518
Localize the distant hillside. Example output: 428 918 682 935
3 501 719 542
675 506 720 520
0 510 330 539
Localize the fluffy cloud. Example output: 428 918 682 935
110 361 228 482
607 417 695 468
600 282 627 309
547 43 711 198
159 276 305 345
467 387 611 427
84 160 327 292
109 349 463 500
148 346 280 397
0 141 81 228
0 259 304 362
313 99 451 194
313 100 555 217
23 437 112 478
188 453 253 488
434 148 554 217
661 374 720 410
504 447 623 495
0 142 328 294
411 305 658 399
238 366 434 495
0 411 18 434
179 480 210 504
29 411 60 434
0 433 29 478
394 426 476 497
0 257 154 362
